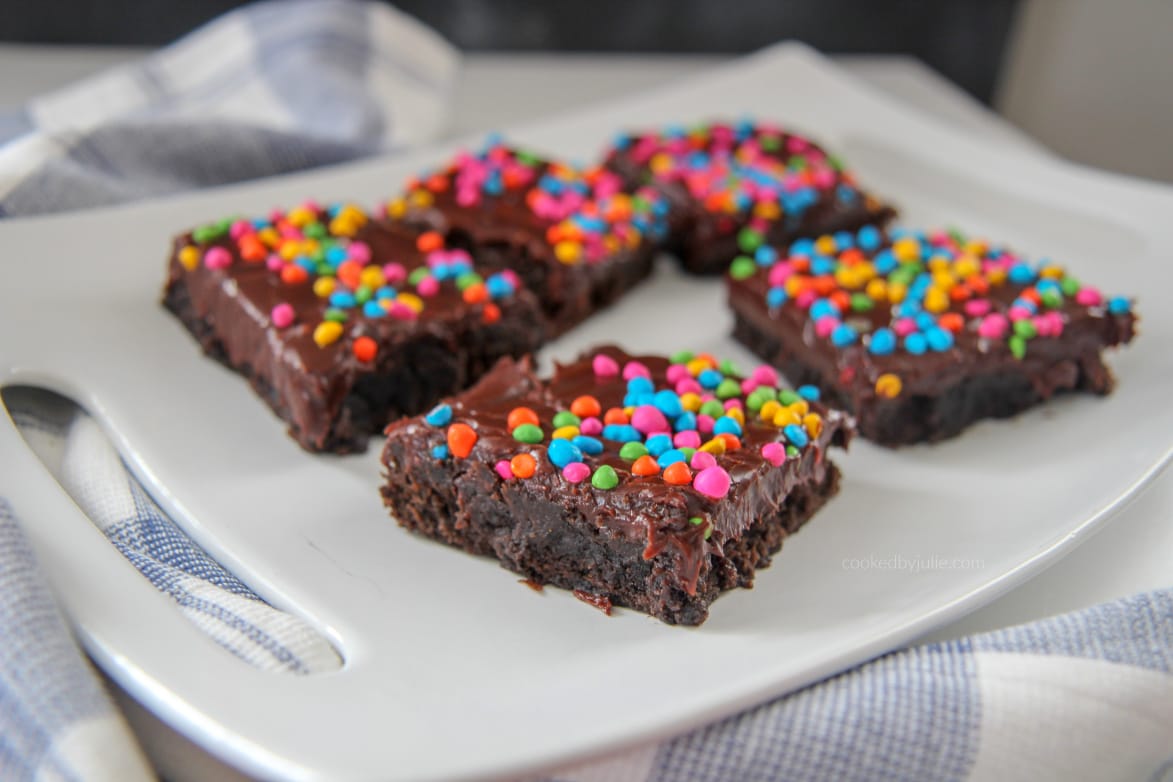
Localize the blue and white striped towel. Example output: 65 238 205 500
1 2 1171 780
0 0 457 217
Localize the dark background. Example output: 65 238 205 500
1 0 1021 103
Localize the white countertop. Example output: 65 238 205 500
2 47 1169 779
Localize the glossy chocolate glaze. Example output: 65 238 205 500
388 148 663 333
383 346 850 603
604 121 896 274
727 241 1137 444
164 212 544 451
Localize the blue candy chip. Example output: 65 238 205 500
431 444 450 460
645 433 673 457
1107 296 1131 315
713 417 743 437
547 439 584 468
602 424 642 443
797 385 821 402
673 411 698 432
656 449 687 468
571 435 603 455
766 287 788 309
626 376 654 395
653 390 684 418
926 327 955 352
783 424 809 448
905 332 928 355
424 404 452 427
869 328 897 356
831 323 858 347
697 368 724 389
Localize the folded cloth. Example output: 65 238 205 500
545 589 1173 782
0 0 458 218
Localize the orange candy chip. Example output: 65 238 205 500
447 423 477 458
280 264 308 285
416 231 444 252
662 461 692 485
481 303 501 324
507 407 540 432
631 455 660 477
603 407 629 425
570 395 602 418
510 453 537 479
352 336 377 363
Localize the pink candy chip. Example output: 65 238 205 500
692 466 732 499
1075 287 1103 306
977 313 1009 340
416 276 440 297
203 246 232 270
690 451 717 471
631 405 669 434
623 361 651 381
761 442 786 467
674 431 702 449
579 417 603 436
562 462 590 483
494 460 514 481
592 354 619 378
270 303 295 329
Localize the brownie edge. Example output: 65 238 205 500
381 347 850 625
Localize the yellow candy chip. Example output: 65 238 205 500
892 237 921 262
753 201 781 220
312 277 336 298
699 438 726 456
953 254 980 278
408 189 434 208
856 261 877 282
686 358 711 376
329 217 359 238
396 292 424 313
287 206 314 227
649 153 673 175
866 278 888 301
788 399 810 417
680 392 703 413
386 198 407 218
887 281 907 303
814 235 838 255
931 270 956 291
759 400 781 422
987 267 1007 285
312 321 344 348
554 240 582 265
803 413 823 439
1040 265 1065 279
257 227 280 248
726 407 745 426
875 373 903 398
963 239 988 256
927 255 951 272
178 245 200 271
773 408 801 428
360 266 385 289
924 287 949 313
551 425 580 440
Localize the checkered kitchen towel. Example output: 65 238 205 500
0 0 457 217
1 3 1171 781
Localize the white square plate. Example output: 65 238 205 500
1 44 1170 782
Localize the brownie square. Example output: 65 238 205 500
604 119 896 275
163 201 545 453
385 139 670 335
728 225 1138 445
381 345 850 625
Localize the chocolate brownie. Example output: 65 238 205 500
604 119 895 275
728 225 1138 445
385 138 670 335
163 201 545 453
381 346 850 625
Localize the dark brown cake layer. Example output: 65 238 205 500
163 203 545 453
381 346 850 625
385 140 670 334
727 226 1137 445
604 120 896 275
